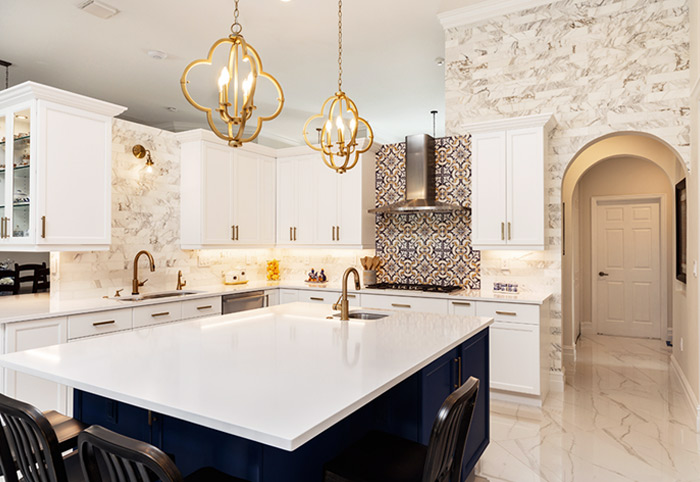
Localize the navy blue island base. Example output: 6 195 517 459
73 328 489 482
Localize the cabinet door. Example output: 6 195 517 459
337 164 363 245
258 155 276 244
233 150 261 244
447 299 476 316
471 131 507 248
294 156 318 244
202 143 235 245
315 163 338 245
5 317 68 414
507 128 544 247
37 101 112 246
264 290 279 306
0 111 9 242
489 321 539 394
276 158 297 245
279 289 299 304
419 348 458 444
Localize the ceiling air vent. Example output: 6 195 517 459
77 0 119 19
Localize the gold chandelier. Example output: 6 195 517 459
303 0 373 173
181 0 284 147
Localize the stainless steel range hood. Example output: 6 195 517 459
369 134 467 214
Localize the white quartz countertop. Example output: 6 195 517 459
0 280 550 324
0 303 492 451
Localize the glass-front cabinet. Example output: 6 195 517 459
0 106 32 244
0 82 126 251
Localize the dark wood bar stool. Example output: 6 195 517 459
15 262 49 293
323 377 480 482
0 268 18 295
0 393 88 482
79 425 250 482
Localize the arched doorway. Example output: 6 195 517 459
561 132 688 364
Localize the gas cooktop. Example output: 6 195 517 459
364 282 462 294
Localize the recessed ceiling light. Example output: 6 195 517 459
166 106 178 112
281 0 292 2
77 0 119 19
435 57 445 66
148 50 168 60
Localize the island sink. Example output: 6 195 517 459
333 310 389 320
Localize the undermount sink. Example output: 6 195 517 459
333 310 390 320
112 290 203 301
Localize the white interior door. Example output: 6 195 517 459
594 199 661 338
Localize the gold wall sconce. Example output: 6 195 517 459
132 144 154 173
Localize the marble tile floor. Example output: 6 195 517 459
474 334 700 481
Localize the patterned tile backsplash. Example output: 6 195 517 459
374 135 480 288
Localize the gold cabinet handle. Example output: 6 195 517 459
2 217 6 238
236 225 239 241
290 227 293 241
92 320 116 327
336 225 340 241
309 297 324 301
392 303 411 309
332 226 336 241
501 222 505 240
232 225 235 241
495 310 517 316
453 356 462 389
452 301 471 306
41 216 46 239
347 294 356 299
196 305 213 310
507 222 511 240
293 227 297 241
151 311 170 317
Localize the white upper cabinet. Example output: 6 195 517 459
467 114 554 250
277 141 377 248
178 130 276 249
0 82 126 251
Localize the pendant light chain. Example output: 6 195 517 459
337 0 343 92
231 0 242 35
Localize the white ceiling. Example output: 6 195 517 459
1 0 448 147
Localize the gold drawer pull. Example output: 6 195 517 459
196 305 213 310
392 303 411 309
92 320 116 327
151 311 170 317
41 216 46 239
309 297 324 301
452 301 471 306
347 294 356 299
496 310 517 316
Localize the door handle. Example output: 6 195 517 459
598 271 609 277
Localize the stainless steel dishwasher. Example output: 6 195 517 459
222 290 267 314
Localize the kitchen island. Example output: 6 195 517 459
0 302 492 481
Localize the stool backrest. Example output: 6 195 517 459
421 377 480 482
79 425 184 482
0 393 68 482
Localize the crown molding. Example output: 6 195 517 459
462 113 556 134
438 0 557 29
0 81 127 117
175 129 278 157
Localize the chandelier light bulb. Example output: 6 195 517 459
218 68 230 89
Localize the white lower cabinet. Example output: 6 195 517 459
476 300 549 399
360 294 448 314
279 289 300 304
264 290 280 307
182 297 222 320
447 299 476 316
5 317 68 413
133 301 183 329
68 308 132 340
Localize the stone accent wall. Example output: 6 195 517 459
444 0 690 373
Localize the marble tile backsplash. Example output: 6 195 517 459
52 120 373 297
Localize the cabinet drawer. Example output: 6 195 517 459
182 297 222 320
360 294 448 314
279 289 299 304
447 299 476 316
68 309 132 340
490 321 539 394
476 301 539 325
133 302 182 328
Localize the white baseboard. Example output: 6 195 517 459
563 344 576 365
670 354 700 430
491 389 543 407
580 320 594 335
550 367 565 392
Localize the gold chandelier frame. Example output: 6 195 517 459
180 1 284 147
